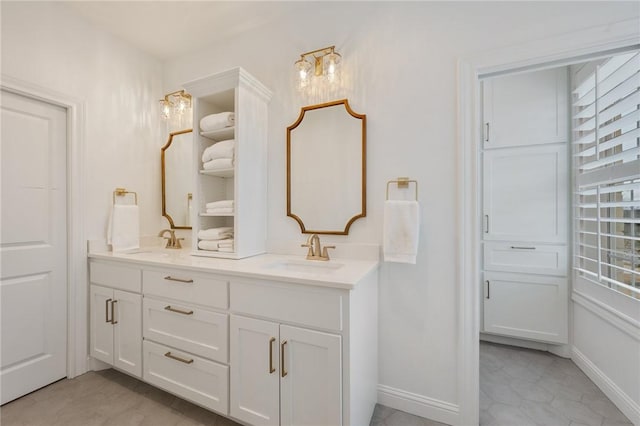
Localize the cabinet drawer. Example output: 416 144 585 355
143 340 228 415
143 297 228 363
143 269 228 309
484 243 567 276
230 279 343 331
90 261 141 293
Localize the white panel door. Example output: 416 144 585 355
484 272 568 344
280 325 342 426
483 144 567 243
89 285 114 365
0 90 67 404
230 315 280 426
113 290 142 378
483 67 568 149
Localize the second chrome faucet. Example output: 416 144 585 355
301 234 335 261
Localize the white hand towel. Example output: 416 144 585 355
383 200 420 264
206 199 234 209
198 240 220 251
206 207 234 214
203 158 233 170
107 205 140 252
202 139 235 162
218 239 234 248
200 112 234 132
197 227 233 241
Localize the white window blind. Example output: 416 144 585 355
573 51 640 299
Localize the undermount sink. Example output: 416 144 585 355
263 259 345 275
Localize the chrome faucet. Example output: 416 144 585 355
158 229 183 249
301 233 335 261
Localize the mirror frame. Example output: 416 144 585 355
286 99 366 235
161 128 193 230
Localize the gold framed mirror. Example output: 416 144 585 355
161 128 193 229
287 99 366 235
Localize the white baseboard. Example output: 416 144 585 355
572 347 640 426
377 384 459 426
480 333 571 358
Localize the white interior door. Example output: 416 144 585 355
1 89 68 404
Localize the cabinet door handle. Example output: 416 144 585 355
281 340 288 378
485 123 490 142
164 351 194 364
111 300 118 324
484 215 489 233
269 337 276 374
164 276 194 284
486 280 490 299
510 246 536 250
105 298 112 323
164 305 194 315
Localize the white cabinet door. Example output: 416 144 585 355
230 315 280 426
113 290 141 377
484 272 568 344
280 325 342 426
483 67 567 149
90 285 114 365
483 144 567 243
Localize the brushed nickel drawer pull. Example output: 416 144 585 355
510 246 536 250
105 298 112 323
111 300 118 324
269 337 276 374
486 280 490 299
164 305 194 315
164 351 194 364
164 276 194 283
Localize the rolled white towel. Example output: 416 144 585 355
203 158 233 170
198 227 233 241
200 112 234 132
202 139 234 162
206 199 234 209
218 246 234 253
218 238 234 246
198 240 220 251
206 207 234 214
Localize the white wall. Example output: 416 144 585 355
161 2 639 422
1 1 164 241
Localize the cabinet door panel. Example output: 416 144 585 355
89 285 113 365
483 67 567 149
483 242 567 276
113 290 142 378
484 272 568 344
230 315 279 426
280 325 342 426
483 144 567 243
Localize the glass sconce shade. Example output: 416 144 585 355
295 58 313 89
160 99 172 120
324 51 341 83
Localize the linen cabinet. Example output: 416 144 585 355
481 67 570 345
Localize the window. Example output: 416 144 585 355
573 51 640 299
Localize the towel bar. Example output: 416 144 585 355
113 187 138 205
386 177 418 201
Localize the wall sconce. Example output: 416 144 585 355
159 90 192 121
294 45 342 90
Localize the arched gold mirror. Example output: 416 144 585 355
287 99 366 235
161 129 193 229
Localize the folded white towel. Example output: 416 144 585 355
383 200 420 264
107 205 140 252
206 199 234 209
202 139 234 162
206 207 234 214
200 112 234 132
218 246 234 253
203 158 233 170
218 239 234 248
198 227 233 241
198 240 220 251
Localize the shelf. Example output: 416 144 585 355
200 127 234 142
200 168 234 178
192 249 237 259
200 213 235 217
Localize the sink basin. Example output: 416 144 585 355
263 259 344 275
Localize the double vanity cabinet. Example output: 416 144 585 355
88 250 378 426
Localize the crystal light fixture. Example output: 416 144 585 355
294 45 342 91
159 90 192 121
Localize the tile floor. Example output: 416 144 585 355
0 342 632 426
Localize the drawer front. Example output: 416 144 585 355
143 340 229 415
483 243 567 276
230 280 343 331
143 297 228 363
143 269 228 309
90 261 141 293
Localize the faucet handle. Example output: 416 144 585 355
301 243 314 258
175 238 184 249
321 245 336 260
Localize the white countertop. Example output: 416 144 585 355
88 247 379 290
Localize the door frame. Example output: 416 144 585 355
1 74 87 379
455 19 639 426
